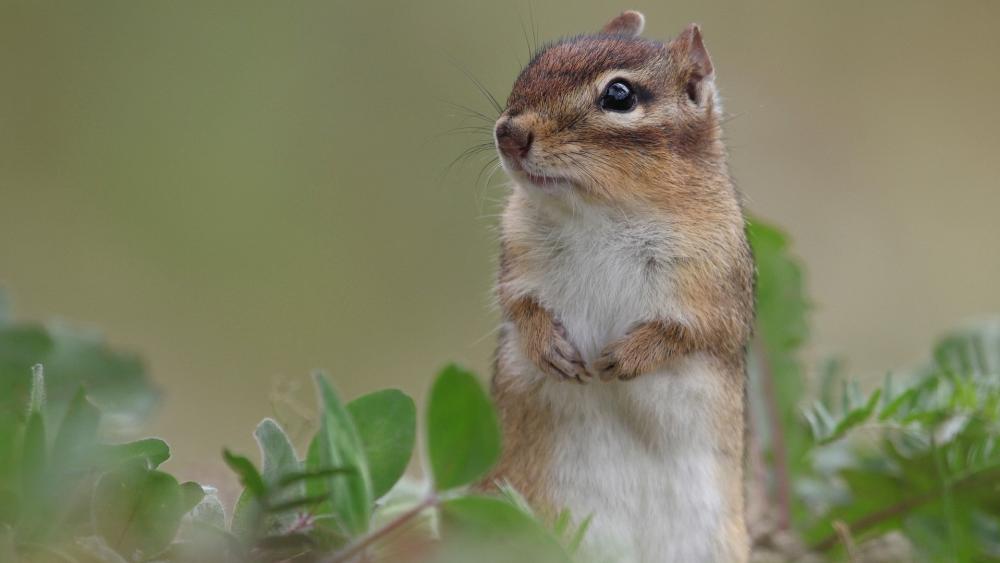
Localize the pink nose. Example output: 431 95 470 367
495 119 533 160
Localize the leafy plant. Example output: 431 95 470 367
1 218 998 562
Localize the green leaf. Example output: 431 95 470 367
306 373 372 537
0 490 17 526
189 489 226 529
438 496 571 563
275 467 355 489
52 387 101 467
233 418 304 538
821 389 883 445
0 323 157 430
94 461 189 557
75 536 130 563
347 389 416 499
95 438 171 469
427 364 500 491
29 363 45 414
180 481 206 514
222 449 266 497
567 513 593 555
254 418 300 485
230 490 261 542
20 411 46 501
746 220 813 523
0 289 9 326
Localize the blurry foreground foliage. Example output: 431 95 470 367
1 220 998 562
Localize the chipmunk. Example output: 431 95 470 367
486 11 755 563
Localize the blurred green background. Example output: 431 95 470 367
2 0 998 477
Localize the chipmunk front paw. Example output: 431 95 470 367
526 319 590 384
593 322 673 381
593 338 645 381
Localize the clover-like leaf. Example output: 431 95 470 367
347 389 416 499
427 365 500 491
94 461 189 557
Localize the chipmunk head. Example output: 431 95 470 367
495 11 724 205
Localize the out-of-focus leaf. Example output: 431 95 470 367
180 482 206 515
255 418 300 486
29 364 46 414
189 488 226 529
222 449 266 498
0 490 18 527
265 493 330 513
94 438 171 469
306 373 372 538
568 513 593 555
75 535 129 563
427 365 500 491
276 467 354 489
52 387 100 467
347 389 416 499
747 220 813 524
94 461 189 558
230 489 261 543
0 290 9 326
496 480 534 516
20 411 46 502
0 323 157 430
231 418 303 540
437 496 571 563
933 320 1000 379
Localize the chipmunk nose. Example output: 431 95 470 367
495 118 533 160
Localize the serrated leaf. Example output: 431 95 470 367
820 389 882 445
427 365 500 491
347 389 415 499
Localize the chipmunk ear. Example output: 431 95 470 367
669 23 715 105
601 10 645 37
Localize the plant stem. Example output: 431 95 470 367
754 337 792 530
931 439 962 561
832 521 859 562
324 494 438 563
812 464 1000 551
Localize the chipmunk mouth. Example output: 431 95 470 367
519 170 573 189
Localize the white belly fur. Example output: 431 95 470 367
537 359 726 563
503 195 730 562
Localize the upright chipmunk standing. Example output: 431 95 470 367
487 11 755 563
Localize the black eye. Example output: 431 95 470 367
600 80 637 112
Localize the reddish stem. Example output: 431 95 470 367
324 494 438 563
755 335 792 531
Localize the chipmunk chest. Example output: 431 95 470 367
534 214 679 361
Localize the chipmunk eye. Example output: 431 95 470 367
600 80 637 112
